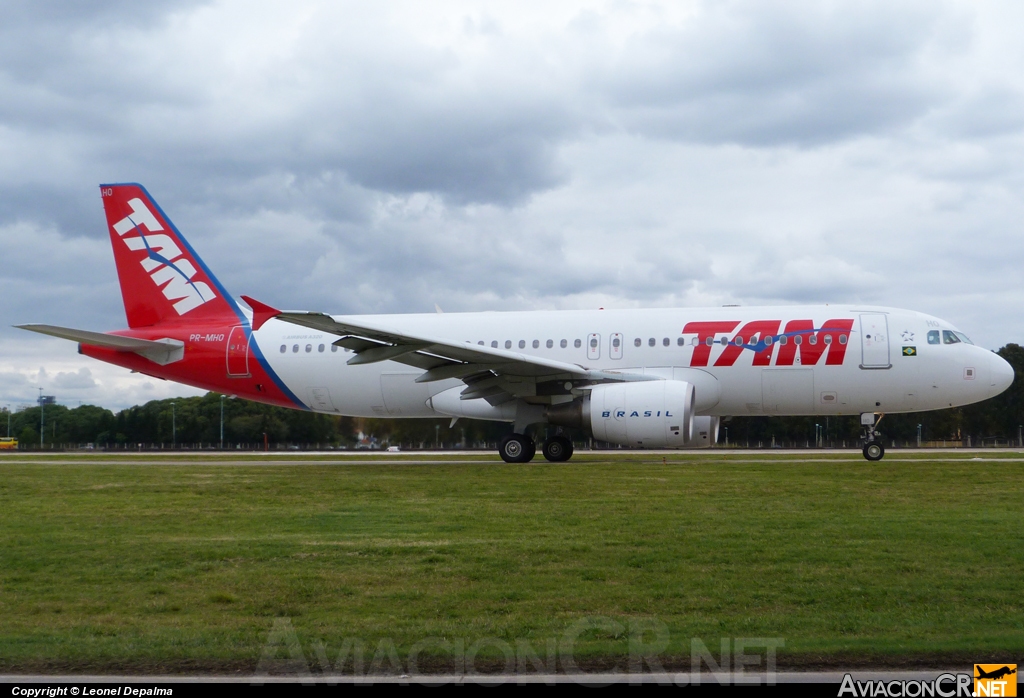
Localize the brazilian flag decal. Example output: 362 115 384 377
902 346 917 356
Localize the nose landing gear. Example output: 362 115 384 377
863 440 885 461
861 412 885 461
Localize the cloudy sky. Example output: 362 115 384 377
1 0 1023 411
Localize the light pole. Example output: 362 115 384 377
917 424 922 448
435 424 439 449
171 401 176 450
220 395 225 449
5 404 10 438
38 388 44 450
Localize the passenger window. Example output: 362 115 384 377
839 334 847 345
546 339 553 348
634 338 642 347
292 344 299 353
823 335 832 345
809 335 817 345
612 337 621 348
505 340 512 349
705 337 714 346
519 340 526 349
574 339 582 348
794 336 802 345
318 344 325 352
943 330 961 344
590 337 598 348
648 338 656 347
735 336 744 345
677 337 685 346
720 337 728 345
692 337 698 346
560 339 567 348
279 345 286 353
478 341 484 345
491 340 498 348
305 344 312 352
331 345 338 352
779 336 787 345
764 336 772 346
532 340 540 348
662 337 670 346
927 330 939 344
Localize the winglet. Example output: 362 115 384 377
241 296 281 331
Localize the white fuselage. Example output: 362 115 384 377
251 305 1012 420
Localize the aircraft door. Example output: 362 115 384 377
859 314 891 369
610 333 623 360
587 333 601 360
226 325 250 377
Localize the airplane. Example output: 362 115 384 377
975 666 1016 681
16 184 1015 462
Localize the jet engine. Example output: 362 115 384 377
547 380 695 448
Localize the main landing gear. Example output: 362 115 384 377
498 433 574 463
861 412 885 462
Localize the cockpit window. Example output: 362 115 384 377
942 330 961 345
954 332 973 345
927 330 940 345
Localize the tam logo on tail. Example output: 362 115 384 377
101 183 240 328
111 197 217 315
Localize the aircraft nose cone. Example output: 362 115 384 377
990 353 1015 394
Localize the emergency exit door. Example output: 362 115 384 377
609 333 623 359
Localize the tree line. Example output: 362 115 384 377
4 344 1023 450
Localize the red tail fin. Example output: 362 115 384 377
100 183 241 328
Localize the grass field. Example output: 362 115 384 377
0 450 1021 673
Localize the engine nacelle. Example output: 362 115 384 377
588 380 695 448
690 416 720 448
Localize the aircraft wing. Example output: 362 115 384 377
243 296 653 403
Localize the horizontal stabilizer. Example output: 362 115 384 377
16 324 185 366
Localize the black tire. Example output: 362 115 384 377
499 434 534 463
542 435 574 462
863 441 885 461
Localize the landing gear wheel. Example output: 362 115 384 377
499 434 535 463
863 441 885 461
542 435 574 462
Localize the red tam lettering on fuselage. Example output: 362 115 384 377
682 321 740 367
774 318 854 366
713 320 782 367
